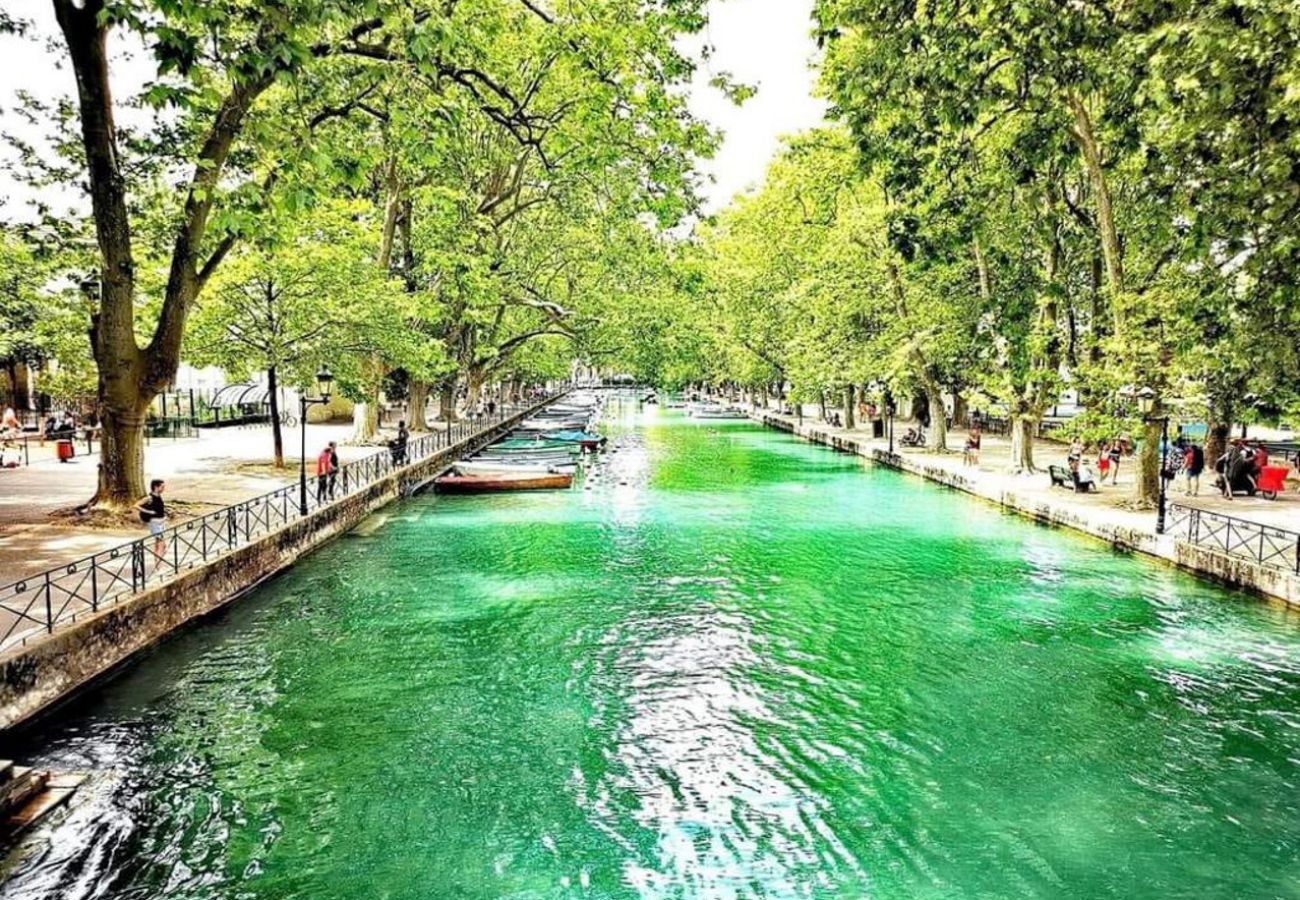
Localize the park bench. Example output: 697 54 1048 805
1048 463 1098 493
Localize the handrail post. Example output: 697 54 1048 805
43 571 53 632
227 507 237 549
131 541 145 592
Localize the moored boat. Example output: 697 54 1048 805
456 460 575 477
521 417 591 431
475 447 579 460
492 438 576 451
434 471 573 493
689 404 747 419
474 449 577 461
544 430 606 445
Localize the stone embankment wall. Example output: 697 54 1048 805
0 403 551 732
752 411 1300 608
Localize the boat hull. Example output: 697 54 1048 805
434 473 574 493
456 461 575 477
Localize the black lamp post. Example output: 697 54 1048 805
1138 387 1170 535
298 366 334 516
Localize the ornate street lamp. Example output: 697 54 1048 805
298 366 334 516
1137 386 1170 535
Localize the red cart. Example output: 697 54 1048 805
1257 465 1289 500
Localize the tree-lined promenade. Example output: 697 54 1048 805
3 0 717 508
639 1 1300 511
3 0 1298 520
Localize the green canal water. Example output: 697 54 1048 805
5 405 1300 899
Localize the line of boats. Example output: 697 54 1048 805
684 402 748 419
638 389 747 418
667 398 748 418
433 394 607 493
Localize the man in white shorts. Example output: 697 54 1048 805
136 479 167 568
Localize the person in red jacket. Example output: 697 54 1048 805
1252 440 1269 475
316 441 337 503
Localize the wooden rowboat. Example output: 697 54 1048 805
434 471 573 493
456 461 576 477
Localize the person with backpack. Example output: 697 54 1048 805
135 479 168 568
1183 441 1204 496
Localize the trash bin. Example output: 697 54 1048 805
1257 465 1289 500
872 419 884 439
56 438 75 462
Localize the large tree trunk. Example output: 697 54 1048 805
1071 90 1167 507
1014 187 1061 475
466 368 484 414
883 257 946 451
1009 410 1037 473
351 403 379 442
1137 419 1161 506
266 364 284 468
1204 385 1236 468
1206 421 1230 468
1069 92 1125 302
408 379 429 431
924 381 948 452
952 391 968 430
97 401 148 503
439 383 458 424
12 362 31 410
843 385 856 429
56 0 272 506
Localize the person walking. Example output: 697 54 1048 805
1183 441 1204 496
316 442 335 504
1218 439 1245 500
963 427 981 467
1107 440 1123 485
390 421 409 465
135 479 168 569
328 441 339 498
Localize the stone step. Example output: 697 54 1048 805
0 767 47 818
3 774 88 838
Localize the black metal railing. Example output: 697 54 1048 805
145 416 197 440
1166 503 1300 575
0 395 561 650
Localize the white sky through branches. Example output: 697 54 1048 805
690 0 827 212
0 0 825 219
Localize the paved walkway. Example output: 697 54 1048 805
0 421 417 586
758 407 1300 540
